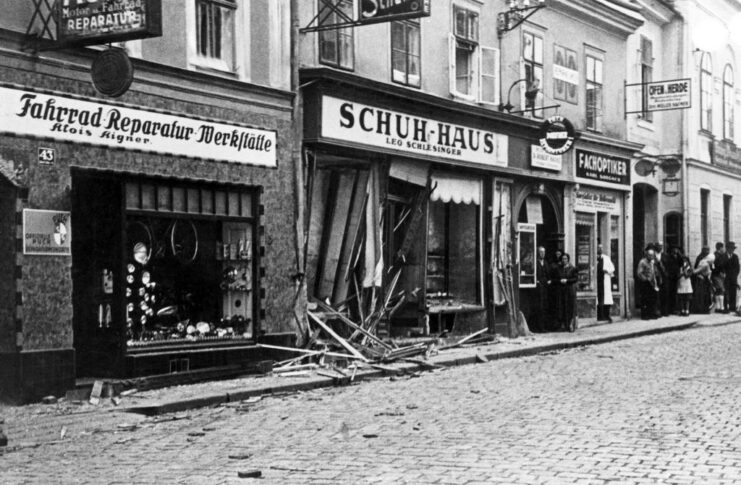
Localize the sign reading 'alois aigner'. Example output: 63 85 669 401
57 0 162 46
576 149 630 186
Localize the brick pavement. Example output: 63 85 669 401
2 316 741 484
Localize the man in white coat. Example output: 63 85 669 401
597 244 615 322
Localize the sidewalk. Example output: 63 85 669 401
2 312 739 449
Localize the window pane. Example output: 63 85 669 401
391 22 404 48
172 187 186 212
319 30 338 64
533 35 543 63
587 56 595 81
125 182 140 210
455 46 471 95
240 192 252 217
187 188 200 213
214 190 227 215
523 33 533 61
595 59 603 83
228 191 240 216
339 31 354 69
157 185 171 212
141 184 155 210
200 188 213 214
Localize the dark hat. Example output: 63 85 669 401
728 241 737 249
716 242 725 250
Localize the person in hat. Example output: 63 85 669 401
725 242 740 312
636 245 659 320
712 242 729 313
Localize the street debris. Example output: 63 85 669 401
237 470 262 478
229 453 253 460
255 297 497 385
42 395 57 405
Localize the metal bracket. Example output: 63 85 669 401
301 0 358 34
497 4 545 38
23 0 57 54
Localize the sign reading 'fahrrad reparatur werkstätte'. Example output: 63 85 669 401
57 0 162 46
0 86 276 167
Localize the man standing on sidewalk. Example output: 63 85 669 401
597 244 615 322
713 242 729 313
636 246 659 320
725 242 739 313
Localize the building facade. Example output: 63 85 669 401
0 0 297 403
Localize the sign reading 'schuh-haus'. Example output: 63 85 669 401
57 0 162 46
0 86 276 167
321 95 508 168
576 149 630 186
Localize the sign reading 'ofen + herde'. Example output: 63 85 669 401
0 86 276 167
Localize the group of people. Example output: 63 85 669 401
636 241 740 320
532 246 579 333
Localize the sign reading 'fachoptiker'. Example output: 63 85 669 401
575 149 630 186
0 86 276 167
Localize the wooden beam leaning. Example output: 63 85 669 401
313 301 393 350
307 311 369 361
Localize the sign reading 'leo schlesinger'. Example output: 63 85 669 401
57 0 162 45
0 86 276 167
321 96 508 168
576 149 630 186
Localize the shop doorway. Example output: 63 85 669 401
664 211 683 251
632 183 658 267
517 192 561 332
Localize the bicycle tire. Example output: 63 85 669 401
171 219 199 264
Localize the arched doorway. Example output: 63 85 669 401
632 183 659 266
515 188 562 332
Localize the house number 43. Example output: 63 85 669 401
38 147 55 165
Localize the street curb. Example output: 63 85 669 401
123 319 714 416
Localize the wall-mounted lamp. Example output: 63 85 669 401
497 0 547 38
499 78 539 113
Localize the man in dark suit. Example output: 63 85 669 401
725 242 740 313
533 246 550 332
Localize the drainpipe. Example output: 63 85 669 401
290 0 309 345
679 12 690 255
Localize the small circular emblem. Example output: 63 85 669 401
91 48 134 98
539 116 575 155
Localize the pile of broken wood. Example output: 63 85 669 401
257 299 495 378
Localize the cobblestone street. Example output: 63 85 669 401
3 322 741 484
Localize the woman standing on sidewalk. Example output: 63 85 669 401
555 253 579 332
692 252 714 314
677 256 693 316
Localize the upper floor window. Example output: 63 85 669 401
586 54 604 131
701 53 713 132
448 5 498 105
319 0 354 70
640 36 653 122
196 0 236 71
522 31 543 117
724 64 734 140
391 20 421 87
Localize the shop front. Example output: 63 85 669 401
571 141 637 321
301 69 541 338
0 75 295 402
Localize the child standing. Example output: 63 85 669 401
677 256 693 316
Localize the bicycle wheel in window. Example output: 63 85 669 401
171 219 199 264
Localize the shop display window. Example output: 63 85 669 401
575 213 594 291
124 180 257 347
426 197 481 305
517 223 536 288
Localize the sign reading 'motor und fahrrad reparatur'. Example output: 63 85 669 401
57 0 162 46
0 86 277 167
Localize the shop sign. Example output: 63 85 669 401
0 86 276 167
321 95 508 168
358 0 431 26
711 139 741 172
576 149 630 186
538 116 575 155
530 145 562 171
645 79 691 112
57 0 163 46
23 209 71 256
574 189 621 213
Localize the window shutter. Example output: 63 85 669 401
449 32 458 96
479 46 500 105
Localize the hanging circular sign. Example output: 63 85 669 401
91 48 134 98
538 116 575 155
